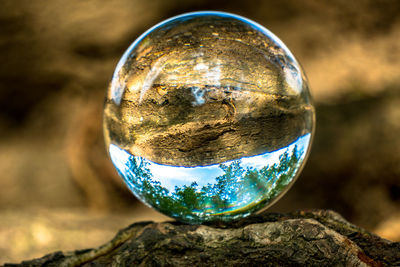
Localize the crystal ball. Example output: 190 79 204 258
103 11 315 223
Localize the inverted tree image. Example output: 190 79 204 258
114 143 304 222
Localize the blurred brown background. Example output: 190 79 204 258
1 0 399 263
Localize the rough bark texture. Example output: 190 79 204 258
4 210 399 267
103 14 314 167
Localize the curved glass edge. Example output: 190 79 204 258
109 133 312 223
108 10 304 106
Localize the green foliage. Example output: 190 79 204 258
123 145 304 222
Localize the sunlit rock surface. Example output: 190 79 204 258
7 210 400 266
103 12 315 222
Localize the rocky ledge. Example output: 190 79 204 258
4 210 399 266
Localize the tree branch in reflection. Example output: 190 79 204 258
124 145 303 222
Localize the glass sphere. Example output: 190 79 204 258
104 11 315 223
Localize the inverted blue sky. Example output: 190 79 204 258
109 133 311 191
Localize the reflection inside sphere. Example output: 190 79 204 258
103 11 315 223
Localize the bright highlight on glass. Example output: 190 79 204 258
103 11 315 223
